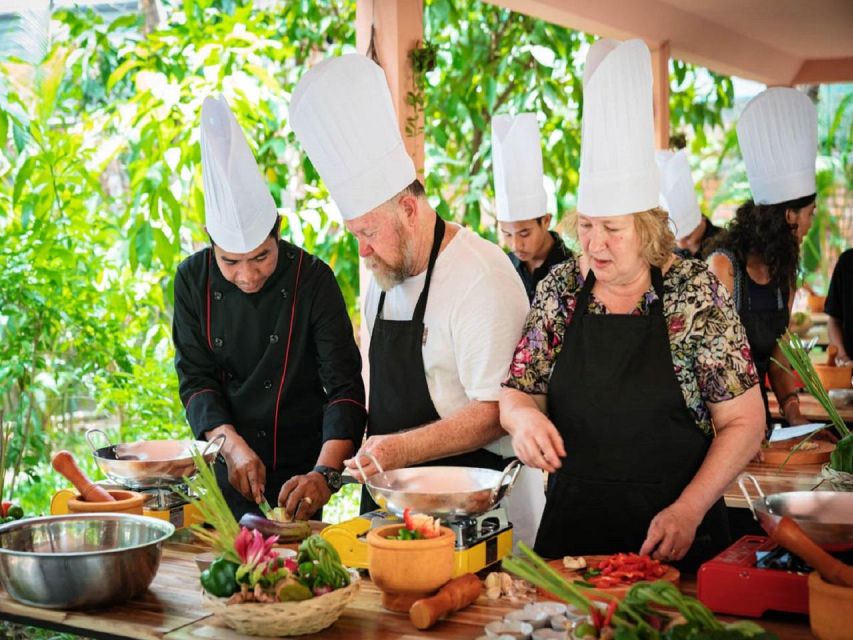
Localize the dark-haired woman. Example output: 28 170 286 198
708 88 817 430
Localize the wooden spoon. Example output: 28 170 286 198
51 450 116 502
770 516 853 587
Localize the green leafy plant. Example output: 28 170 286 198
776 330 853 473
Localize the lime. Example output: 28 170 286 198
7 505 23 520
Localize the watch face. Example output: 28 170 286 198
326 470 342 491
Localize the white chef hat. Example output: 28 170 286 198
200 95 277 253
656 150 702 239
289 54 416 221
492 113 548 222
576 39 660 217
737 87 817 206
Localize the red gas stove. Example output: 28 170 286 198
697 536 812 617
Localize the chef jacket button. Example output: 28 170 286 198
213 337 223 348
258 430 267 438
280 288 289 299
213 291 223 301
226 371 233 379
264 379 273 390
287 251 295 259
269 334 279 344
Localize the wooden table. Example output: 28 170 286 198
723 461 828 509
0 539 815 639
768 391 853 424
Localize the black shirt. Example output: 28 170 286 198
826 248 853 358
172 240 366 472
509 231 573 302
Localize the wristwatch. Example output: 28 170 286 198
313 465 343 493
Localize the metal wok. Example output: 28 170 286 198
738 473 853 550
86 429 224 489
359 455 522 518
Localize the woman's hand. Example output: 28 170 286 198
639 500 703 562
508 407 566 473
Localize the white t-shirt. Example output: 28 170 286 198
364 225 529 438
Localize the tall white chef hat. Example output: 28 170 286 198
492 113 548 222
737 87 817 206
289 54 416 221
576 39 660 217
200 95 277 253
656 150 702 239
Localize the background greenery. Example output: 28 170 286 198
0 0 850 520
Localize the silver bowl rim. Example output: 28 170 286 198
0 513 175 558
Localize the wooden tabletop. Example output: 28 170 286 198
768 391 853 423
723 461 829 509
0 538 815 639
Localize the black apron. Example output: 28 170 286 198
361 215 503 513
736 271 789 433
534 267 729 571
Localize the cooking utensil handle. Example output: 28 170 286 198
491 459 522 502
737 472 765 520
85 428 113 453
201 433 226 457
353 450 384 481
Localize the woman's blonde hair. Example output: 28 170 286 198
559 207 675 268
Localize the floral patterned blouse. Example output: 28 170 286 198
503 255 758 435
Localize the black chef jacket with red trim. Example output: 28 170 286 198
172 240 366 475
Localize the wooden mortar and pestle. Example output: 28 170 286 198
51 450 145 515
815 344 853 390
409 574 482 630
769 516 853 640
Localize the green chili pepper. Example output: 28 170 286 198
200 557 239 597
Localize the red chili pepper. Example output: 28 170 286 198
590 606 603 630
603 599 618 627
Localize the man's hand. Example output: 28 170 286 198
507 408 565 474
208 425 265 504
639 501 703 562
344 434 411 481
277 472 331 521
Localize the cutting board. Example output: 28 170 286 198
762 440 834 465
537 555 680 602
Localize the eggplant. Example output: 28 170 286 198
239 512 312 542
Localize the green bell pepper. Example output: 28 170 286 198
200 557 239 597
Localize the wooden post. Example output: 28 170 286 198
355 0 425 176
650 40 671 150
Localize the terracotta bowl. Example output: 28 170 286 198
814 364 853 390
67 490 146 516
367 523 455 612
809 572 853 639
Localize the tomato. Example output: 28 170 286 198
1 501 11 518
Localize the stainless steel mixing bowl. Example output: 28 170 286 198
0 513 175 609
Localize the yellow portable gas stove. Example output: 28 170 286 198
321 507 513 576
323 458 521 576
50 485 204 530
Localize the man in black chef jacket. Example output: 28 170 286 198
172 95 366 519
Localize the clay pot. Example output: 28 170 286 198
807 294 826 313
809 572 853 639
67 489 146 516
814 364 853 390
367 523 455 612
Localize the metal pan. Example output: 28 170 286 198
358 454 522 518
738 473 853 550
86 429 224 489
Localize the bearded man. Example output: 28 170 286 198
290 54 530 513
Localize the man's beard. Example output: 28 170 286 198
366 224 416 292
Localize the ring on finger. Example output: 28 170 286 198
303 496 313 506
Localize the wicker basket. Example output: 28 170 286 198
202 570 360 636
